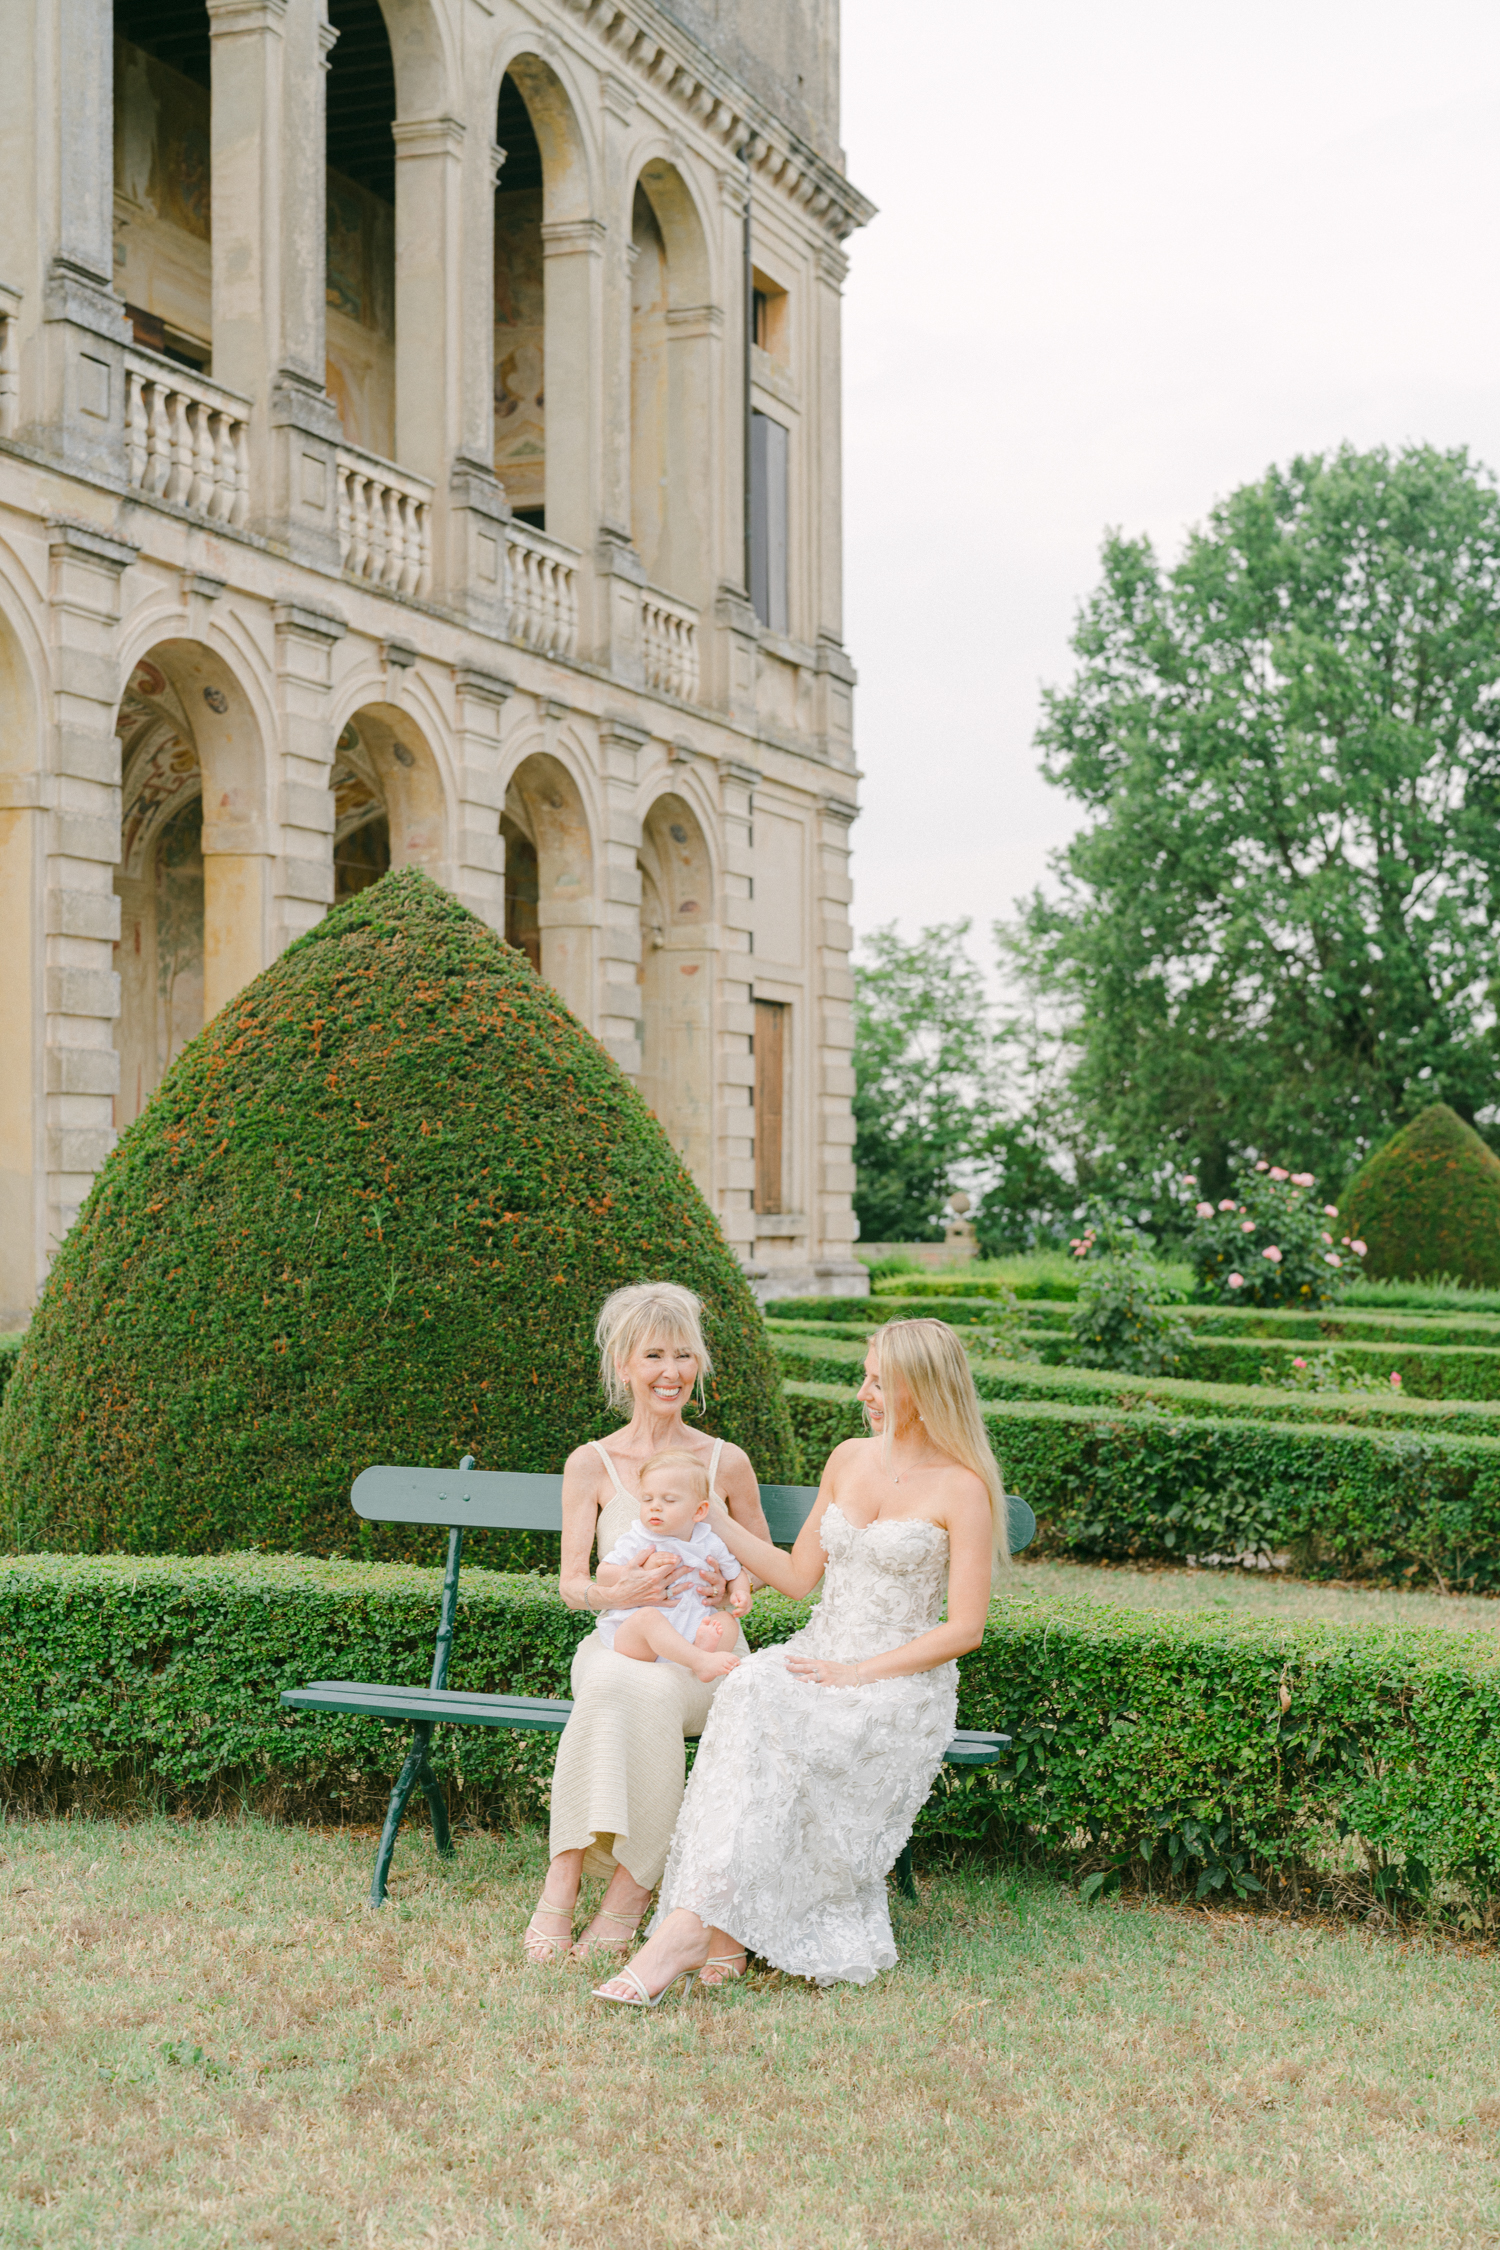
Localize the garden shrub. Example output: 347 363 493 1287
1187 1163 1361 1307
1339 1103 1500 1287
6 1553 1500 1921
1068 1248 1191 1376
771 1293 1500 1349
769 1330 1500 1437
0 1334 18 1414
0 870 794 1562
785 1379 1500 1588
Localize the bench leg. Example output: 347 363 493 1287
894 1841 918 1902
371 1722 433 1907
417 1756 454 1861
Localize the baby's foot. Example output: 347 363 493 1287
688 1649 740 1683
693 1614 738 1653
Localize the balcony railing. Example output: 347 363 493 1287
642 586 700 702
505 519 579 660
336 446 433 599
124 351 250 526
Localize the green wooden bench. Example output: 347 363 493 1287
281 1458 1037 1907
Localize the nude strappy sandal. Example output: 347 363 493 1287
698 1949 748 1988
570 1906 644 1962
592 1964 698 2008
522 1900 574 1966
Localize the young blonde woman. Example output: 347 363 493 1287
523 1282 773 1966
594 1316 1007 2004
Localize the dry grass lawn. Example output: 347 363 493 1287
4 1818 1500 2247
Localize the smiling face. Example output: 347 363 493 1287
638 1468 708 1538
858 1347 914 1439
618 1333 701 1417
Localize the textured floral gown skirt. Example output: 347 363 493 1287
654 1504 958 1986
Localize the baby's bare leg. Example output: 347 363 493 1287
693 1612 739 1653
614 1609 739 1683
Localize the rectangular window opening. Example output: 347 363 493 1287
749 411 789 635
754 999 787 1216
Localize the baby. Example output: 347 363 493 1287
596 1447 750 1682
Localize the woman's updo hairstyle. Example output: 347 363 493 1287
594 1282 714 1414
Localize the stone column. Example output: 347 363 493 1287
441 138 510 632
270 603 344 958
589 74 643 678
451 665 511 937
716 755 758 1262
810 241 849 660
43 521 135 1265
542 216 608 642
393 114 464 483
597 715 648 1075
0 749 46 1327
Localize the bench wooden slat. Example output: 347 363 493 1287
352 1466 571 1531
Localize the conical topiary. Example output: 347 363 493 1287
0 869 795 1560
1337 1102 1500 1286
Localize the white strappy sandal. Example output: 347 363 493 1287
570 1905 646 1961
592 1964 698 2008
698 1949 748 1988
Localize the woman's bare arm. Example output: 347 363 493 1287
708 1441 857 1599
785 1470 994 1684
557 1446 675 1614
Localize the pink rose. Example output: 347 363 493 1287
1195 1201 1215 1218
1324 1205 1339 1218
1269 1167 1289 1182
1390 1372 1402 1388
1292 1357 1307 1369
1352 1240 1367 1256
1241 1220 1256 1233
1227 1272 1245 1289
1183 1173 1197 1183
1324 1253 1342 1267
1218 1199 1236 1212
1255 1161 1269 1172
1321 1232 1332 1245
1291 1172 1314 1187
1263 1245 1283 1264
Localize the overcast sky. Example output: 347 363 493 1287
838 0 1500 970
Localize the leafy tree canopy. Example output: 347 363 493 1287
1020 444 1500 1195
852 921 995 1243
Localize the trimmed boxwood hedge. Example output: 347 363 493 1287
1340 1103 1500 1287
0 1334 18 1413
5 1552 1499 1916
774 1294 1500 1348
785 1380 1500 1588
770 1331 1500 1438
0 871 794 1563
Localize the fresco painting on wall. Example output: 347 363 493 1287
493 189 546 511
325 173 396 457
112 39 212 359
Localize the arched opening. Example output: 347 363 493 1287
493 73 546 528
0 609 41 1323
113 656 206 1126
638 794 713 1192
628 163 713 605
503 752 594 1019
332 706 445 901
325 0 397 459
112 0 212 371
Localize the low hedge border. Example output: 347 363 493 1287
5 1552 1499 1920
775 1295 1500 1349
771 1332 1500 1438
785 1380 1500 1588
872 1271 1500 1320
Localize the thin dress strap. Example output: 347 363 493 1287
589 1437 633 1500
708 1435 724 1502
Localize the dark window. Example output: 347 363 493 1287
749 411 788 634
754 999 786 1214
752 288 770 349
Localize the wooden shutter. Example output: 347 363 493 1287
754 999 786 1214
749 411 789 634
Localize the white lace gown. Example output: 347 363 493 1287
654 1503 958 1987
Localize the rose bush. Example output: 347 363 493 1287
1185 1162 1367 1308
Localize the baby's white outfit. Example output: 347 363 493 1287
596 1517 742 1658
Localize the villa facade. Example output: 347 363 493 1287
0 0 871 1327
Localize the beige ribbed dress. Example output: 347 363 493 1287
548 1436 747 1890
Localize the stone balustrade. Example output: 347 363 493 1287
336 446 434 599
505 518 579 660
123 351 250 525
642 585 700 702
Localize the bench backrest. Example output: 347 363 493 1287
350 1463 1035 1553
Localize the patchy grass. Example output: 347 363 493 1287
6 1819 1500 2246
1009 1554 1500 1634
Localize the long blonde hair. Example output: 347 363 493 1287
594 1282 713 1415
869 1317 1009 1564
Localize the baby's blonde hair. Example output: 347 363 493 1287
869 1318 1009 1564
639 1447 711 1507
594 1282 713 1414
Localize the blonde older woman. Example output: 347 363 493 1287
524 1282 772 1965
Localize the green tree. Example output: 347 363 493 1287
1020 444 1500 1192
852 921 996 1242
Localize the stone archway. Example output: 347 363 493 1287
502 749 594 1020
0 604 42 1324
113 653 207 1126
331 702 446 900
638 792 713 1194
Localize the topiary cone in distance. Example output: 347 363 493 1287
1337 1102 1500 1287
0 869 795 1560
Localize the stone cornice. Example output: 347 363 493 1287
557 0 876 242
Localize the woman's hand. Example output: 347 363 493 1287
600 1549 680 1609
785 1653 866 1688
685 1555 729 1608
